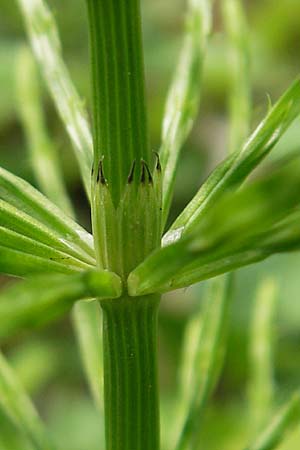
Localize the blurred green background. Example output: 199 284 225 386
1 0 300 448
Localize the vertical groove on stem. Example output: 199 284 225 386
101 296 160 450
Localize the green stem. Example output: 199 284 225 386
86 0 161 277
86 0 150 206
100 295 160 450
86 4 162 448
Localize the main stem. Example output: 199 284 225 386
86 2 161 448
100 296 160 450
86 0 150 206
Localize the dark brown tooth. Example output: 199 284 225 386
145 162 153 183
140 160 153 184
97 159 106 184
91 163 94 176
153 151 161 172
140 160 146 183
127 160 136 184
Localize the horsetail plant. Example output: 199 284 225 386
0 0 300 449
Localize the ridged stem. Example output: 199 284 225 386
100 295 160 450
86 0 150 206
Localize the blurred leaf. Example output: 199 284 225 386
223 0 251 153
244 391 300 450
9 340 60 396
0 270 122 339
168 78 300 236
16 46 74 217
174 275 233 450
248 278 278 432
257 208 300 253
17 0 93 197
160 0 213 226
0 351 56 450
0 43 18 127
73 300 103 411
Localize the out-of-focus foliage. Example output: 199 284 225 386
2 1 300 449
